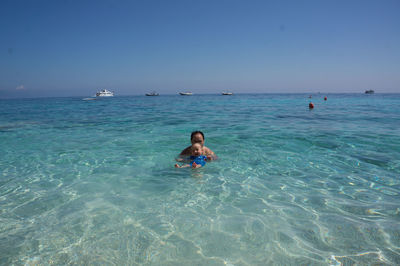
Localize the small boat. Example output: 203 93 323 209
222 92 233 95
179 92 193 96
96 89 114 97
365 90 374 94
146 91 159 96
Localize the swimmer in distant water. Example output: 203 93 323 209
175 143 207 169
178 131 217 161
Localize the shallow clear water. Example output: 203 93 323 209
1 93 399 265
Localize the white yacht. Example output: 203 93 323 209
222 92 233 95
179 92 193 96
146 91 159 96
96 89 114 97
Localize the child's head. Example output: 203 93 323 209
191 143 203 156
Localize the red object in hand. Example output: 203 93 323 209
309 102 314 109
324 96 327 101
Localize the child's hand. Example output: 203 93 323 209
192 162 198 169
175 164 180 168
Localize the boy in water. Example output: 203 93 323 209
175 143 207 169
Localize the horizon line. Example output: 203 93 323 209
1 91 398 100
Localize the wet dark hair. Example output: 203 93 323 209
191 131 204 141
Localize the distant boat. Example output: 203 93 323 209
146 91 159 96
96 89 114 97
222 92 233 95
179 92 193 96
365 90 374 94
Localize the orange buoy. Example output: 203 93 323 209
324 96 327 101
309 102 314 109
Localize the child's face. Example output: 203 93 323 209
191 143 203 156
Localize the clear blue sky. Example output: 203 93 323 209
1 0 399 97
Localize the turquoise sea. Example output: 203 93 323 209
1 93 399 265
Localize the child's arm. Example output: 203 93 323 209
175 162 201 168
175 163 190 168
